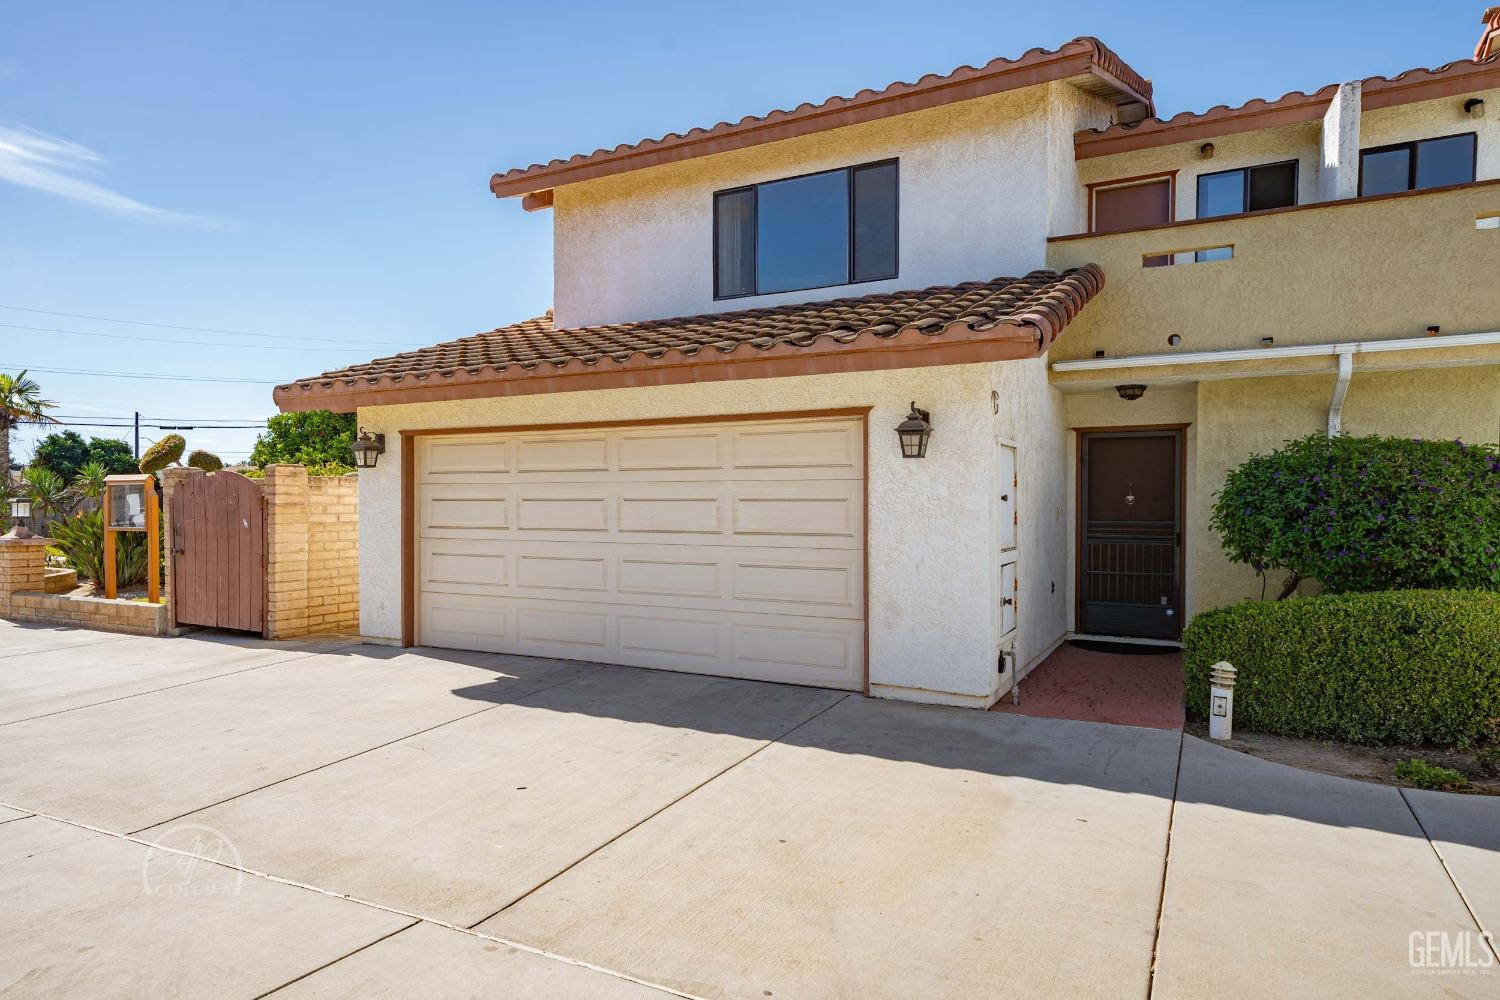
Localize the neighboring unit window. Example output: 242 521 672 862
1196 160 1298 218
1091 177 1172 233
1359 133 1477 197
713 160 898 299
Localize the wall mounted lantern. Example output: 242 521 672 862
1465 97 1486 119
6 495 33 538
351 429 387 469
1115 384 1147 401
895 403 933 458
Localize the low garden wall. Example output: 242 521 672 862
0 534 169 636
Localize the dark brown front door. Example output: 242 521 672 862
1079 430 1182 639
171 472 265 633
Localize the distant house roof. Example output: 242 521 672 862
275 266 1105 412
1073 54 1500 159
489 38 1152 201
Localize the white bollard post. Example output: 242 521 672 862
1209 662 1237 741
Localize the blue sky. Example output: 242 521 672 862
0 0 1485 463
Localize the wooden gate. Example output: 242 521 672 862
171 472 265 633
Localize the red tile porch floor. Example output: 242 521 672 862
991 641 1185 730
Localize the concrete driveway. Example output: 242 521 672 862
0 620 1495 998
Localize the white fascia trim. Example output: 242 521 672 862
1051 331 1500 372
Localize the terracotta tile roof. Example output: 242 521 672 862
490 38 1152 198
275 266 1104 412
1074 55 1500 159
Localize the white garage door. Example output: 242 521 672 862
416 414 865 690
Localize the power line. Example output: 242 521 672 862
0 321 371 353
0 303 411 347
3 364 284 384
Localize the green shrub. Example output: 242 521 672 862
1184 590 1500 746
306 461 355 477
1211 433 1500 595
1394 759 1470 791
186 450 224 472
138 434 186 474
50 509 148 586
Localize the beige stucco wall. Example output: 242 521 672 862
356 360 1070 708
551 81 1114 329
1070 89 1500 234
1056 368 1497 624
1046 182 1500 363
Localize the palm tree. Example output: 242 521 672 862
0 370 58 483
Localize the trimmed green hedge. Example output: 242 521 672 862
1183 590 1500 747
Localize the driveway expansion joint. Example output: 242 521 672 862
4 805 703 999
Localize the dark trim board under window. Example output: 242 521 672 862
1359 133 1477 197
1196 160 1299 218
714 160 898 299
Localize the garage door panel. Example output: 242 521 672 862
423 438 511 477
515 554 608 593
421 485 511 534
438 597 863 689
417 416 865 690
517 608 609 649
733 488 860 539
617 557 721 599
617 494 722 534
516 435 610 473
515 494 610 532
421 593 511 651
618 431 723 471
423 546 510 597
731 423 860 470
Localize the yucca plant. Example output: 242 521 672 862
23 465 73 528
50 509 147 586
72 460 109 502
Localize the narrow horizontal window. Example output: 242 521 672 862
1359 133 1476 197
1143 245 1234 267
1196 160 1297 218
713 160 898 299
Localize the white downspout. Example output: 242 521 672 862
1327 348 1353 436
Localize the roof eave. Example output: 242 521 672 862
275 321 1051 414
490 40 1151 199
1074 57 1500 160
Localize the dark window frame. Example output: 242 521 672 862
1358 132 1478 197
1195 159 1300 218
712 159 899 300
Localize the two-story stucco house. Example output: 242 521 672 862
277 14 1500 709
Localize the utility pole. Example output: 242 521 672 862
134 412 140 460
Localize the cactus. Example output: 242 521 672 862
138 434 186 474
186 450 224 472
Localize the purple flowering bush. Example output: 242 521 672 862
1211 433 1500 595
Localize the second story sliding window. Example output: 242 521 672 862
1359 133 1476 197
1196 161 1298 218
714 160 898 299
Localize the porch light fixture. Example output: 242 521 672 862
895 403 933 458
6 495 34 538
1465 97 1485 119
1115 384 1147 401
351 429 387 469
